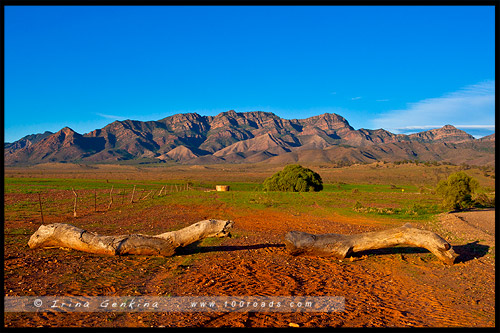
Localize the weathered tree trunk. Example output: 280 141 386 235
284 223 458 265
28 219 234 257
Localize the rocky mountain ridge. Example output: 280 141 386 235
4 110 494 166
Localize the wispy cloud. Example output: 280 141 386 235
453 125 496 129
398 124 495 130
372 80 495 133
95 113 128 121
351 96 362 100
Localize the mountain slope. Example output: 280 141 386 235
5 127 105 165
408 125 476 143
4 131 54 153
4 111 494 166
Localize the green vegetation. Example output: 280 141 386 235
353 201 441 220
263 164 323 192
3 176 450 224
436 171 479 211
473 192 496 208
4 163 495 226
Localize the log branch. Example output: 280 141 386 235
28 219 234 257
284 223 458 265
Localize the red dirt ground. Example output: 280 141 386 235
4 196 495 328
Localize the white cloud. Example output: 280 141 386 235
95 113 127 121
454 125 496 129
351 96 362 100
398 124 495 130
372 80 495 133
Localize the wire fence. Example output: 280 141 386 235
14 182 203 225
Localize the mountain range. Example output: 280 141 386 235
4 110 495 166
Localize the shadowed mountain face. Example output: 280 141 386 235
4 110 495 166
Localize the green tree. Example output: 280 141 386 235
436 171 479 211
263 164 323 192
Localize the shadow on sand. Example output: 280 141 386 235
175 240 490 264
175 241 285 256
452 241 490 263
317 242 490 264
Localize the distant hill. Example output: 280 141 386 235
4 131 53 153
4 110 495 166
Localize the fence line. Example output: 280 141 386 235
33 182 199 222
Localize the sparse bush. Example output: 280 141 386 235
353 201 364 211
353 201 440 217
263 164 323 192
436 171 479 211
473 193 495 208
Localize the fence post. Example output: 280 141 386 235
142 190 153 200
130 185 136 204
107 186 114 210
72 188 78 217
38 192 44 224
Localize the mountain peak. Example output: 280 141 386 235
58 127 76 134
441 124 457 130
51 127 79 142
409 125 475 143
4 110 493 166
301 112 353 132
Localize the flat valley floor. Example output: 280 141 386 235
4 164 495 327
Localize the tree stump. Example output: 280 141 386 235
284 223 458 265
28 219 234 257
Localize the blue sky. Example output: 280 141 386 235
4 5 495 142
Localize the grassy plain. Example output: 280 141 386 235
4 161 495 227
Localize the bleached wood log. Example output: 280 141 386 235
284 223 458 265
28 219 234 256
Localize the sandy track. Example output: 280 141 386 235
437 208 495 246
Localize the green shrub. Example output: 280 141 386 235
473 193 495 208
263 164 323 192
436 171 479 211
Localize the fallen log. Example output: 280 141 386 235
284 223 457 265
28 219 234 256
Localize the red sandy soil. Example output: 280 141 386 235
4 196 495 328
